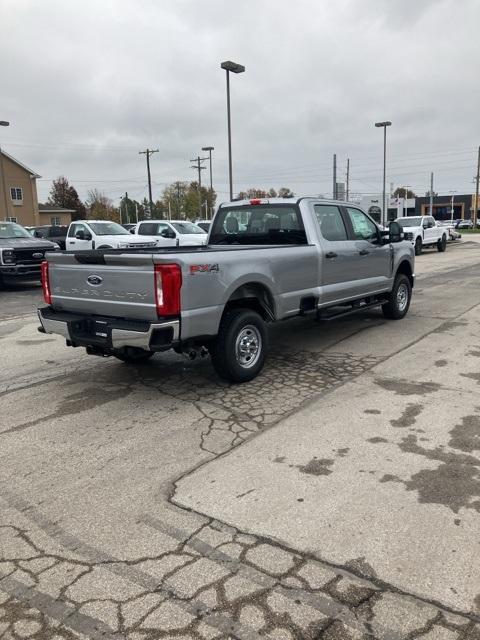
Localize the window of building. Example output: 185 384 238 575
51 216 61 226
10 187 23 204
5 216 18 223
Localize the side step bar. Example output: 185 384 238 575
316 297 387 322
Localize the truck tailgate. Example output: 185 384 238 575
47 252 158 321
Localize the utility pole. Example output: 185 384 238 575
475 146 480 228
430 173 434 217
124 192 129 224
190 155 207 219
175 181 182 218
346 158 350 202
333 154 337 199
139 148 158 215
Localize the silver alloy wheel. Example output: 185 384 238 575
235 325 262 368
396 283 409 312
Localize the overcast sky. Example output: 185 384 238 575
1 0 479 205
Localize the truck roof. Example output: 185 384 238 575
218 197 355 207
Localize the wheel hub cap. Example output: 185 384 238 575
235 325 262 368
397 283 408 312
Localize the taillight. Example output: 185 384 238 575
41 261 52 305
154 264 182 317
250 199 263 205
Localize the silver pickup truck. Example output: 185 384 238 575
38 198 415 382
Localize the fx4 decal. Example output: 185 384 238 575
189 263 219 275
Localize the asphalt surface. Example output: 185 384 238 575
1 240 480 640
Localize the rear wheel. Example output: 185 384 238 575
112 348 154 363
210 308 267 383
437 235 447 252
382 273 412 320
414 237 422 255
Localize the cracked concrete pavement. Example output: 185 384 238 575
1 240 480 639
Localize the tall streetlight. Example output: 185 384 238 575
449 190 457 223
202 145 214 218
0 121 10 221
403 185 411 217
221 61 245 201
375 121 392 227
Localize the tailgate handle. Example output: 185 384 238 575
325 251 337 259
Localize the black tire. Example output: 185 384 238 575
382 273 412 320
437 235 447 252
111 348 155 363
210 308 267 383
414 237 422 256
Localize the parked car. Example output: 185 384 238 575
65 220 158 250
395 216 447 255
38 198 414 382
0 221 59 287
134 220 208 246
29 225 69 250
195 219 211 233
455 219 473 229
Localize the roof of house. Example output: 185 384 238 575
0 150 41 178
38 203 76 213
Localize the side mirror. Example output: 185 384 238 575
85 232 92 241
33 230 41 238
130 228 135 234
75 230 85 240
389 221 403 243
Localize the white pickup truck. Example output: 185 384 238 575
65 220 158 251
395 216 447 255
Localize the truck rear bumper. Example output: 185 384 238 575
37 307 179 352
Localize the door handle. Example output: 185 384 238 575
68 241 75 244
325 251 338 259
359 249 370 256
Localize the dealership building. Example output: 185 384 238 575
360 194 479 224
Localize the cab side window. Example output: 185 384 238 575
346 208 378 242
68 224 78 238
314 205 347 241
138 223 156 235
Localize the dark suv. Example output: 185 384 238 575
0 222 58 287
31 225 68 249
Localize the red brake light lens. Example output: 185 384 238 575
154 264 182 317
41 261 52 305
250 199 263 205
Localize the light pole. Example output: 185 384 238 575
0 121 10 221
202 146 214 218
449 190 457 223
221 61 245 201
375 121 392 227
403 185 411 217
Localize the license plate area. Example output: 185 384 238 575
70 318 110 342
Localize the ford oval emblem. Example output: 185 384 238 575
32 252 44 259
87 274 103 286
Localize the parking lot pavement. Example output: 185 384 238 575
1 243 480 639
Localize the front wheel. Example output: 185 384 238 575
210 308 267 383
382 274 412 320
437 235 447 252
414 237 422 255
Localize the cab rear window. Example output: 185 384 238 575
209 205 307 245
